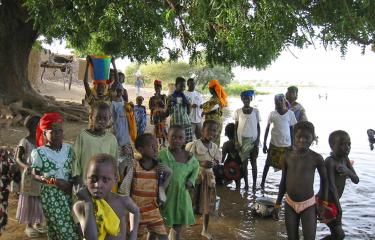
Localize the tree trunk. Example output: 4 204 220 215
0 0 87 121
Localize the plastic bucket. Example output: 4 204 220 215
90 55 111 81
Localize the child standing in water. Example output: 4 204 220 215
134 96 147 136
222 123 242 184
73 153 140 240
273 121 328 240
158 125 199 240
149 80 168 147
31 113 79 239
122 133 171 240
261 94 297 189
234 90 260 191
186 120 222 240
166 77 193 144
318 130 359 240
73 103 118 184
15 115 46 237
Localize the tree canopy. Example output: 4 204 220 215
24 0 375 69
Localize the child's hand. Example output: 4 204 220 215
76 186 92 201
272 206 280 221
200 160 213 168
336 165 350 176
186 180 194 189
55 179 72 194
191 104 198 108
86 55 92 63
263 145 268 154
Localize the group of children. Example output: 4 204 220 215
0 63 360 240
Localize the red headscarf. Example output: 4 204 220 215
208 79 228 107
36 112 63 147
154 79 162 86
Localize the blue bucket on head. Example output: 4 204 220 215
90 55 111 81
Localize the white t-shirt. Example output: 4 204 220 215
234 108 261 145
268 110 297 147
184 90 203 123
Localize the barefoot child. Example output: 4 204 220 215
272 121 328 240
134 96 147 136
15 115 46 237
158 125 199 240
185 78 203 139
73 102 118 184
149 80 168 147
318 130 359 239
31 113 79 239
234 90 260 191
286 86 308 122
261 94 297 189
186 120 222 239
73 153 140 240
120 133 171 240
222 123 242 185
166 77 193 144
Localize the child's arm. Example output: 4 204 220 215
289 126 294 145
186 157 199 189
234 120 240 148
342 158 359 184
158 163 172 189
15 145 29 172
110 58 119 90
83 56 92 96
123 196 140 240
221 142 228 163
273 161 288 220
73 200 98 240
263 123 270 153
255 122 261 147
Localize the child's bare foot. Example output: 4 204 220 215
260 182 265 190
201 230 213 240
244 184 249 190
252 184 256 192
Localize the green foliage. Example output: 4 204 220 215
22 0 375 69
223 82 267 96
125 61 234 87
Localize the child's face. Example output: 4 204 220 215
275 98 287 111
92 109 110 131
168 128 185 149
286 90 297 103
96 83 106 97
175 81 185 92
202 123 218 142
138 137 158 159
293 129 313 151
187 80 195 91
86 162 116 199
154 85 162 94
209 87 216 96
136 98 143 105
241 96 252 106
28 118 40 136
332 134 351 157
44 124 63 146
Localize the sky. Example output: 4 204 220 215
43 41 375 87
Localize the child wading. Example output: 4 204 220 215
111 83 134 180
273 121 328 240
83 56 118 128
261 94 297 189
166 77 193 144
31 113 79 239
73 153 140 240
234 90 260 191
158 125 199 240
222 123 242 183
134 96 147 136
186 120 222 240
318 130 359 240
149 79 168 147
15 115 47 237
73 103 118 184
120 133 171 240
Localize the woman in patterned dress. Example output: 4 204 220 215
31 113 79 240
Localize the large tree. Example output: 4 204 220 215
0 0 374 117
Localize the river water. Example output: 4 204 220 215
186 87 375 239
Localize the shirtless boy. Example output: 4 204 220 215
273 121 328 240
318 130 359 240
73 153 140 240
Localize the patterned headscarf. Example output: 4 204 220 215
208 79 227 107
36 112 63 147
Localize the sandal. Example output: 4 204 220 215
25 227 40 238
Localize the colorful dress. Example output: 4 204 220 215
134 105 147 136
130 159 167 238
290 102 308 122
16 138 44 225
186 140 222 215
158 148 199 226
31 144 79 240
167 93 193 143
202 96 223 146
0 148 12 234
149 94 167 139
